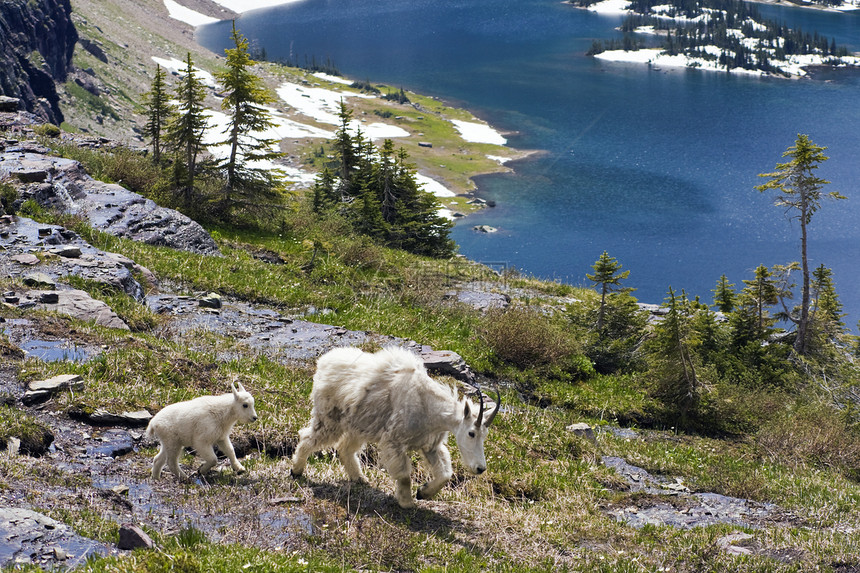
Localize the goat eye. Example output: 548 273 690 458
468 431 476 438
243 404 248 408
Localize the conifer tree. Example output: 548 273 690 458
311 167 337 213
587 251 631 332
142 64 174 164
810 264 845 342
756 134 845 354
216 22 284 217
712 274 736 313
333 100 358 201
648 288 700 427
165 53 209 207
376 139 398 224
739 264 780 336
389 146 454 257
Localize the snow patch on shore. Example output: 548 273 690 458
162 0 217 26
416 174 456 197
587 0 633 15
451 120 507 145
276 83 374 125
151 56 217 87
313 73 353 85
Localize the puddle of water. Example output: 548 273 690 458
20 339 94 362
86 430 135 458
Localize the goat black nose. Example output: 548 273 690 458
476 466 486 474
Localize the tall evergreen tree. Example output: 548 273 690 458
216 22 284 217
810 263 845 342
165 53 209 207
648 288 700 427
756 134 845 354
333 100 358 201
739 264 780 335
311 167 337 213
376 139 398 224
388 146 454 257
142 64 174 164
587 251 631 332
712 274 737 313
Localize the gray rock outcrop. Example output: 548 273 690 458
1 215 149 303
0 141 220 256
0 507 110 568
0 0 77 124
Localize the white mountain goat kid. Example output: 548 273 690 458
146 382 258 480
291 346 500 508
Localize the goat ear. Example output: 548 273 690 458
231 382 239 397
463 400 471 420
236 381 247 394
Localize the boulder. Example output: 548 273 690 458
22 272 56 289
198 292 222 309
418 347 475 383
85 409 152 427
566 422 596 444
0 150 220 256
23 374 84 405
52 246 82 258
13 170 48 183
118 524 154 550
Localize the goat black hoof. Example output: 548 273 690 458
416 483 429 500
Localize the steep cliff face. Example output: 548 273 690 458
0 0 77 125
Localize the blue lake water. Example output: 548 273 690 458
198 1 860 325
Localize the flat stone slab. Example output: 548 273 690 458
84 409 152 427
29 289 129 330
9 253 39 265
28 374 84 392
0 149 219 256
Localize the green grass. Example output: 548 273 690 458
8 138 860 571
0 405 53 455
64 81 120 120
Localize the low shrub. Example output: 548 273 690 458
479 306 584 372
0 179 18 214
33 123 61 138
756 401 860 479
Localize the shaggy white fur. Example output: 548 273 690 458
146 382 258 480
291 347 499 508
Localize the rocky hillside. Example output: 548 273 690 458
0 0 77 125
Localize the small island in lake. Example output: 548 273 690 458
576 0 860 77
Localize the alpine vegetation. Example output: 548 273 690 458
291 346 501 508
146 382 258 480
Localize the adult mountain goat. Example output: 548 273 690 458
146 382 258 480
291 346 500 508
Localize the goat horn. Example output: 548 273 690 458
474 386 484 429
484 386 501 427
